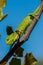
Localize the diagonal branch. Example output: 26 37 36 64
19 1 43 43
0 1 43 64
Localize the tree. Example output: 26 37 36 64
0 0 43 64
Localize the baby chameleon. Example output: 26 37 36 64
6 6 40 45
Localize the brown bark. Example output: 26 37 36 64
0 1 43 65
20 1 43 43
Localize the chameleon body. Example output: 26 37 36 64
6 6 40 45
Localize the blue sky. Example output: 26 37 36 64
0 0 43 61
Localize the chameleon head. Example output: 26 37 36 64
6 32 19 45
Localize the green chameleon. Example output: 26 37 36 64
6 6 40 45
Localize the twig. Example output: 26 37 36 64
19 1 43 43
0 0 43 64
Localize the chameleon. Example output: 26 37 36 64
6 6 40 45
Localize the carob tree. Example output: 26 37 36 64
0 0 43 65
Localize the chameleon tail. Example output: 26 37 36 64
29 5 40 17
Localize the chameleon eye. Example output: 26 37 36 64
7 38 9 41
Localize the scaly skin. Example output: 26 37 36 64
6 6 40 45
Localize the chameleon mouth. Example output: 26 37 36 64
6 37 15 45
6 39 14 45
6 37 18 45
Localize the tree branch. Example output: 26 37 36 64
19 1 43 43
0 1 43 64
